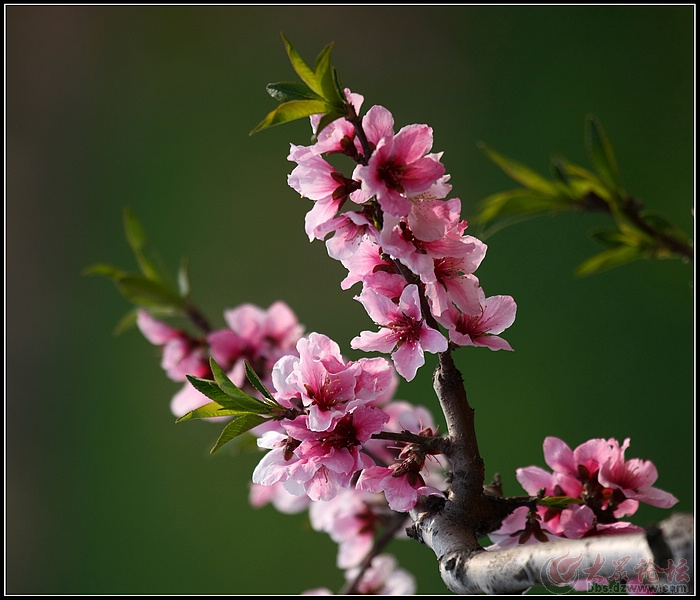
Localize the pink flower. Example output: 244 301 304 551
357 464 442 513
136 309 180 344
286 408 388 501
351 106 445 217
248 481 311 515
344 554 416 595
309 89 364 155
273 333 366 432
287 152 360 241
435 287 516 351
351 284 448 381
309 488 388 568
599 438 678 509
136 310 209 382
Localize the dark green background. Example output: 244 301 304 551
6 6 694 595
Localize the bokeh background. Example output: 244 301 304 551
6 6 694 595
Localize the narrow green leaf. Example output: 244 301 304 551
208 358 271 410
113 309 139 336
115 276 185 310
585 115 623 192
186 375 239 404
575 244 645 277
549 156 571 187
538 496 584 509
189 371 267 414
281 33 322 96
332 68 347 107
176 401 247 423
244 361 276 403
588 228 631 248
82 263 130 279
477 188 573 226
123 207 174 287
479 143 560 196
210 414 270 454
266 82 323 103
314 43 344 107
250 99 329 135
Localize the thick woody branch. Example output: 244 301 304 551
408 511 693 594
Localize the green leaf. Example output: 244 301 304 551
175 401 247 423
477 188 573 226
575 244 646 277
186 375 239 404
188 371 267 414
115 276 185 310
314 43 344 108
250 99 329 135
208 358 272 410
266 82 324 103
585 115 623 193
479 143 561 196
210 414 271 454
588 228 631 248
281 33 323 96
537 496 584 510
244 361 276 403
122 207 171 285
112 309 139 336
82 263 130 279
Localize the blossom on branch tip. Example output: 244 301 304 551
351 106 445 217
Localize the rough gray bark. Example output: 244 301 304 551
406 351 694 594
410 510 693 594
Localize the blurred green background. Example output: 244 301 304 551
6 6 694 595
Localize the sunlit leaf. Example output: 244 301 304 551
477 188 572 226
210 414 271 454
281 33 323 96
175 401 246 423
186 374 270 413
479 143 560 196
538 496 584 509
314 43 344 108
575 244 646 277
250 99 329 135
82 263 130 279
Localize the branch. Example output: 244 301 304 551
409 511 693 594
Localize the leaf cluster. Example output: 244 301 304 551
180 358 292 454
83 207 193 334
250 33 351 136
477 116 692 276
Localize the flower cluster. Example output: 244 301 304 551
487 436 679 549
288 90 516 381
136 301 303 418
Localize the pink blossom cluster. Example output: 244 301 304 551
487 436 679 549
287 90 516 381
251 332 446 511
302 554 416 595
136 301 303 417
